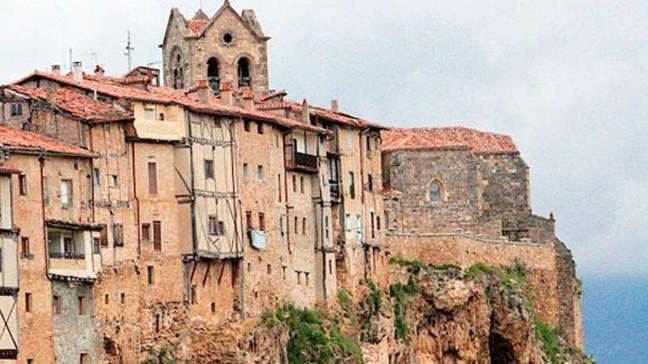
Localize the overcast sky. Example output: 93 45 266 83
1 0 646 279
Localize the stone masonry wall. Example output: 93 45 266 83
385 232 583 348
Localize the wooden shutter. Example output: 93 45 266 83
148 163 157 195
153 221 162 251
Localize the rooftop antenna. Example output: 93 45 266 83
124 31 135 71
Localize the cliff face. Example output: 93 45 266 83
141 260 592 364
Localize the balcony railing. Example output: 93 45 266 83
288 151 319 173
49 252 86 260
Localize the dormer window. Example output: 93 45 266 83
10 103 23 117
238 58 251 88
207 57 220 94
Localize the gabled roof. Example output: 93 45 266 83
381 127 518 154
161 8 190 47
257 99 386 130
186 1 269 40
0 125 95 157
5 85 132 124
12 71 329 135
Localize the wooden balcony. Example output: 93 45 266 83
287 151 319 173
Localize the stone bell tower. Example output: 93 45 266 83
161 0 270 95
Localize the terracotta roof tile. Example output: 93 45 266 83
0 125 95 157
0 165 21 175
12 71 331 135
7 85 132 124
382 127 518 154
186 19 207 34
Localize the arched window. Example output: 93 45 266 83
207 57 220 94
430 180 444 203
173 54 183 89
238 58 251 87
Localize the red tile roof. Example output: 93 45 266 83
7 85 132 124
186 19 207 34
256 99 386 130
12 71 330 135
0 165 21 175
382 127 518 154
0 125 95 157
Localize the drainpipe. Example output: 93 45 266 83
131 141 141 258
40 155 52 281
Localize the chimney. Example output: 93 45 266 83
51 64 62 75
220 81 234 105
94 65 105 77
72 61 83 82
240 87 255 111
195 80 212 104
301 99 310 124
331 99 339 113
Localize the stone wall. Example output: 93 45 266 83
385 232 583 348
51 280 97 363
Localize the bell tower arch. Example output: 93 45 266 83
161 1 270 95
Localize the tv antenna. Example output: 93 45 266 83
124 31 135 71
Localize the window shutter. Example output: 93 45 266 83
148 163 158 195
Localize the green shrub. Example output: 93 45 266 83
535 319 562 362
272 305 363 364
389 276 420 341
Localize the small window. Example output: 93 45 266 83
302 218 306 235
147 266 155 285
329 260 333 275
25 293 32 312
158 113 165 121
153 221 162 251
238 58 251 88
356 214 363 237
243 163 250 182
223 33 233 44
257 122 264 134
100 225 108 246
191 285 198 305
367 174 373 192
217 221 225 236
92 238 100 254
211 302 216 313
325 216 330 239
267 264 272 275
144 108 155 120
258 212 265 232
142 223 151 241
110 175 119 187
10 103 23 117
208 216 218 235
60 179 73 207
294 217 298 234
348 171 355 199
205 160 214 180
292 175 297 192
93 168 101 185
120 293 126 304
377 216 381 231
78 296 87 315
366 135 371 152
300 177 304 193
305 272 310 286
52 295 61 315
105 294 109 305
278 174 282 202
21 237 30 257
148 162 158 195
113 224 124 247
80 353 89 364
257 165 265 183
430 180 444 203
19 175 27 195
155 313 161 333
246 211 253 230
345 213 353 233
244 121 251 132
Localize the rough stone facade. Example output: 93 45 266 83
382 128 584 349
